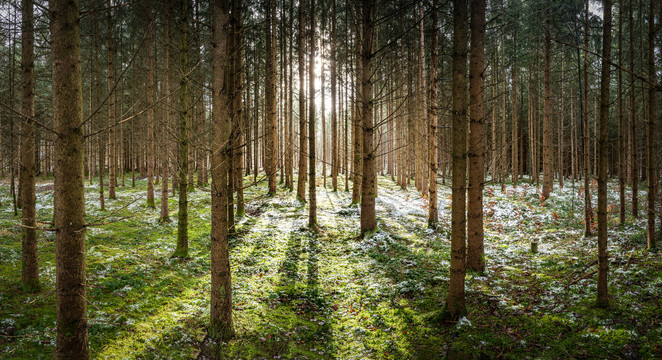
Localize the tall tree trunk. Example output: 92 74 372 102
309 0 318 228
542 5 553 200
51 0 89 356
107 0 116 200
584 0 593 236
428 3 439 229
352 29 363 205
265 0 278 195
173 0 191 258
467 0 485 272
360 0 375 236
618 0 626 224
331 0 338 191
232 0 245 214
160 14 172 223
630 0 638 219
417 1 427 195
511 47 518 187
20 0 39 292
93 0 104 210
596 0 612 308
646 0 657 249
146 0 155 208
446 0 468 319
210 0 233 339
296 2 308 202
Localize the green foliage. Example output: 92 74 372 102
0 177 660 359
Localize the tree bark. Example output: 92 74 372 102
359 0 375 236
20 0 39 292
467 0 485 272
210 0 233 339
446 0 468 319
296 2 308 202
146 0 155 208
51 0 89 356
309 0 318 228
107 0 117 200
646 0 657 249
173 0 191 258
428 3 439 229
596 0 612 308
542 4 553 200
584 0 593 236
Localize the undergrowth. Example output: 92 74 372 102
0 174 660 359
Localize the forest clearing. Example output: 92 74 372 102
1 175 660 359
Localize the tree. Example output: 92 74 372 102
446 0 468 319
51 0 89 356
542 2 553 200
467 0 485 272
360 0 376 237
596 0 612 308
146 0 155 209
308 0 318 228
331 0 338 192
20 0 39 292
210 0 233 340
646 0 656 249
296 2 308 202
173 0 191 259
428 2 439 229
107 0 117 200
266 0 277 195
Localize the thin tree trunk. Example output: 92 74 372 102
542 8 553 199
618 0 626 225
146 0 155 208
107 0 116 200
646 0 657 249
584 0 593 236
331 0 338 191
20 0 39 292
297 2 308 202
160 14 172 223
360 0 375 236
596 0 612 308
428 2 439 229
309 0 318 228
467 0 485 272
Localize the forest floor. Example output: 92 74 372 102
0 173 661 359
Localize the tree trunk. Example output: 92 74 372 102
160 14 172 223
331 0 338 191
618 0 626 225
467 0 485 272
146 0 155 208
51 0 89 356
20 0 39 292
173 0 190 258
542 5 553 200
309 0 318 228
596 0 612 308
584 0 593 236
296 2 308 202
360 0 375 236
446 0 468 319
232 0 245 214
210 0 233 339
107 0 116 200
428 3 439 229
646 0 657 249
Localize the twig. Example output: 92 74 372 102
567 270 597 287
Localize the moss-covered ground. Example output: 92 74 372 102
0 174 660 359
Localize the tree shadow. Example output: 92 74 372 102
209 231 337 359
